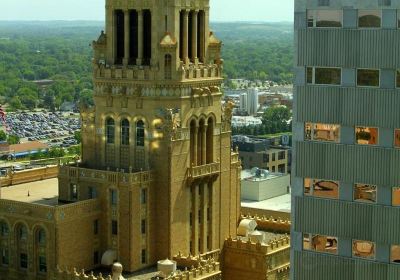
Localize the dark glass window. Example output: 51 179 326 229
358 10 381 28
141 189 147 204
141 249 146 264
0 222 8 237
121 119 130 145
396 70 400 88
112 220 118 235
141 219 146 234
88 187 97 199
70 184 78 200
165 54 172 79
357 69 379 87
315 68 341 85
94 220 99 235
136 120 145 146
19 226 27 241
106 118 115 144
39 256 46 272
110 189 118 205
38 229 46 245
94 251 99 265
20 253 28 269
1 249 9 265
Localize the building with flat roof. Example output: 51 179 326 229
241 168 290 201
293 1 400 279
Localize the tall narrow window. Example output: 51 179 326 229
396 70 400 88
141 219 146 234
19 225 27 241
38 256 47 272
179 11 184 61
1 249 9 265
165 54 172 80
115 10 125 64
88 187 97 199
206 118 214 163
37 229 46 245
141 249 147 264
112 220 118 235
129 10 139 64
0 221 8 237
136 120 145 146
110 189 118 206
395 129 400 147
141 189 147 204
143 10 152 65
70 184 78 200
392 187 400 206
190 120 197 165
198 11 205 63
20 253 28 269
121 119 130 145
106 118 115 144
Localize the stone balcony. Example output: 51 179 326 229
59 165 153 186
188 162 220 182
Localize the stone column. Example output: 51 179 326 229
193 184 199 255
137 10 144 65
191 10 198 63
106 7 115 64
201 125 207 165
123 9 130 66
183 10 189 64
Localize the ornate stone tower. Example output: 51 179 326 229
59 0 241 273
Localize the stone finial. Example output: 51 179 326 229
112 263 125 280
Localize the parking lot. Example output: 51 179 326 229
4 111 81 148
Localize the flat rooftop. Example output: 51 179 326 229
241 169 288 182
241 193 291 213
0 178 59 206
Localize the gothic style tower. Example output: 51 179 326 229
58 0 241 272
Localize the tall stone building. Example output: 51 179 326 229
59 0 241 273
293 0 400 279
0 0 241 279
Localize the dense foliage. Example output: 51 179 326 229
232 106 292 136
0 21 293 111
214 22 294 84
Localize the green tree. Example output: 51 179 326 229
262 106 292 134
0 130 6 141
7 134 20 144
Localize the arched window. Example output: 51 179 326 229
165 54 172 79
136 120 145 147
190 120 197 166
0 221 9 237
18 225 27 241
37 229 46 245
121 119 130 145
106 118 115 144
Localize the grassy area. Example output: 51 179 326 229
257 132 292 139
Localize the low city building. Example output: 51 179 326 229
231 116 262 127
0 141 49 159
232 135 291 173
241 168 290 201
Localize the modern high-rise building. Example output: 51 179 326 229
293 0 400 279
